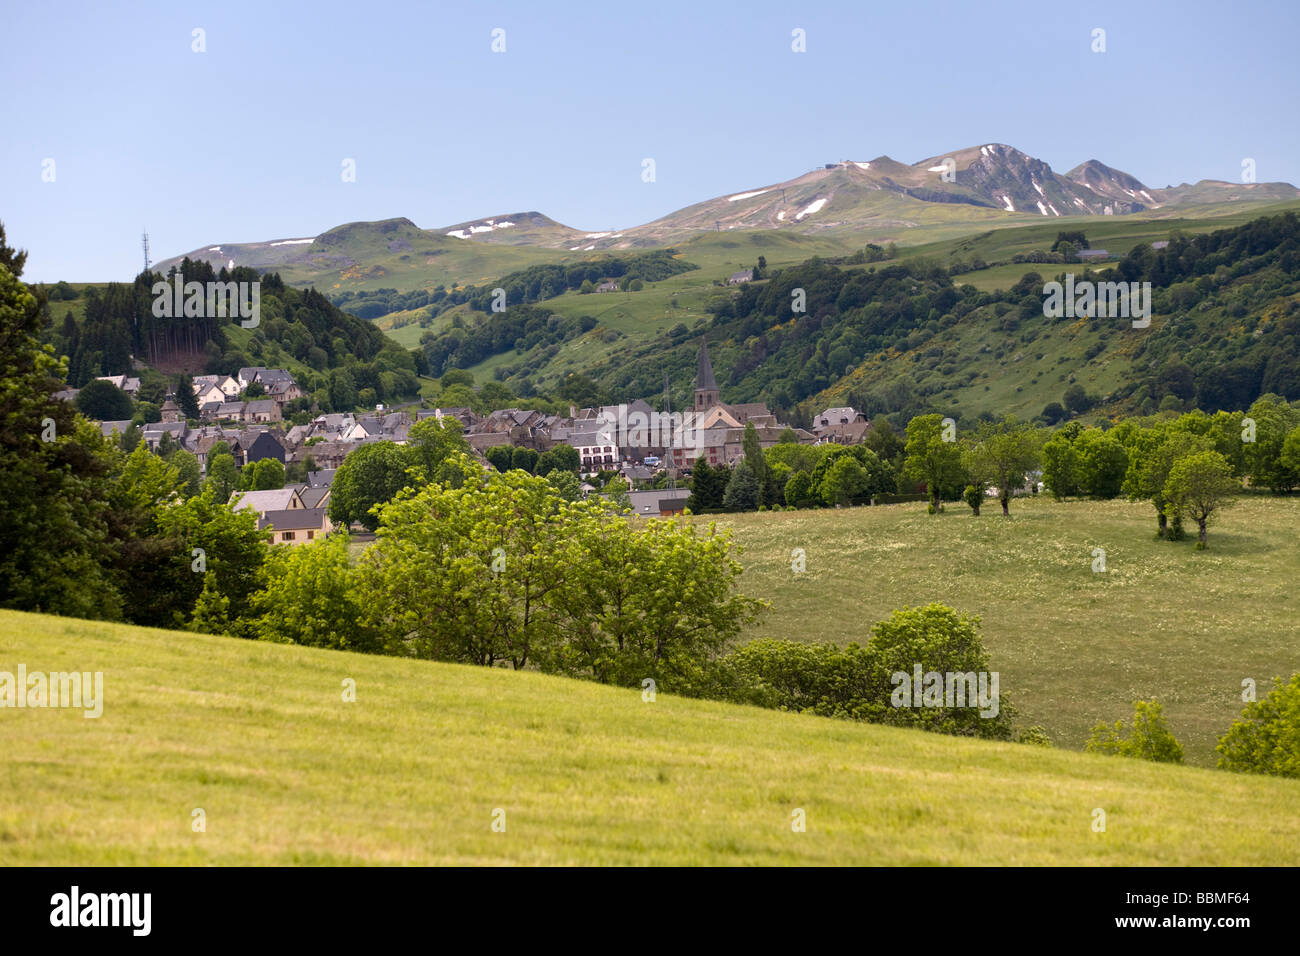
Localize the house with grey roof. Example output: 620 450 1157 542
258 507 332 546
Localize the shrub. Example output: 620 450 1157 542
1216 673 1300 778
1086 700 1184 763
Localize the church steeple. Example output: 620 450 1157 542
694 338 720 412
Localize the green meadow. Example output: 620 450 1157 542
702 494 1300 765
2 606 1297 865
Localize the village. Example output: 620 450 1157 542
64 342 876 541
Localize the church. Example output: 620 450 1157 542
667 339 812 469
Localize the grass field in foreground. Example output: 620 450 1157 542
1 609 1297 865
703 494 1300 766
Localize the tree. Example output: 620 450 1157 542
1086 700 1184 763
1073 428 1128 499
783 470 817 509
605 474 632 512
869 604 1016 740
1282 425 1300 477
1163 450 1239 549
358 464 580 668
686 459 728 512
1062 384 1091 416
548 443 580 474
0 244 122 619
204 453 241 504
1216 672 1300 778
534 449 561 476
405 415 470 484
246 537 379 651
1040 427 1080 500
865 418 904 465
76 379 134 421
243 457 286 491
244 381 266 398
154 488 270 633
819 454 868 506
903 414 965 512
1040 402 1066 425
177 375 201 420
1122 425 1208 538
963 484 983 515
546 469 582 501
172 450 202 498
962 418 1041 516
511 446 539 474
1245 395 1300 492
545 509 762 687
485 445 513 472
328 441 413 531
722 458 760 511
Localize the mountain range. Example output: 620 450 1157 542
156 142 1300 275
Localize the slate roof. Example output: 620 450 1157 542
258 507 327 532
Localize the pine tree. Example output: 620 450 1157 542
177 374 201 420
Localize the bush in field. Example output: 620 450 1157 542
870 604 1015 739
703 603 1016 740
703 639 883 721
1086 700 1184 763
1216 673 1300 778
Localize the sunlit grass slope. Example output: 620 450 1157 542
1 608 1297 865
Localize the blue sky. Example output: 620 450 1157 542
4 0 1297 281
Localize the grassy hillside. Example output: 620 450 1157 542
704 495 1300 766
405 203 1300 417
1 608 1297 865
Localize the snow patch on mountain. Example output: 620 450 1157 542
796 198 828 220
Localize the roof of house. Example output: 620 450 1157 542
298 486 330 509
246 400 278 414
99 419 133 437
232 488 301 514
258 507 328 532
307 469 337 487
627 489 689 515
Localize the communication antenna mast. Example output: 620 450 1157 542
142 229 151 273
664 373 676 490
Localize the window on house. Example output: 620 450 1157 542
283 531 296 541
306 531 314 540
